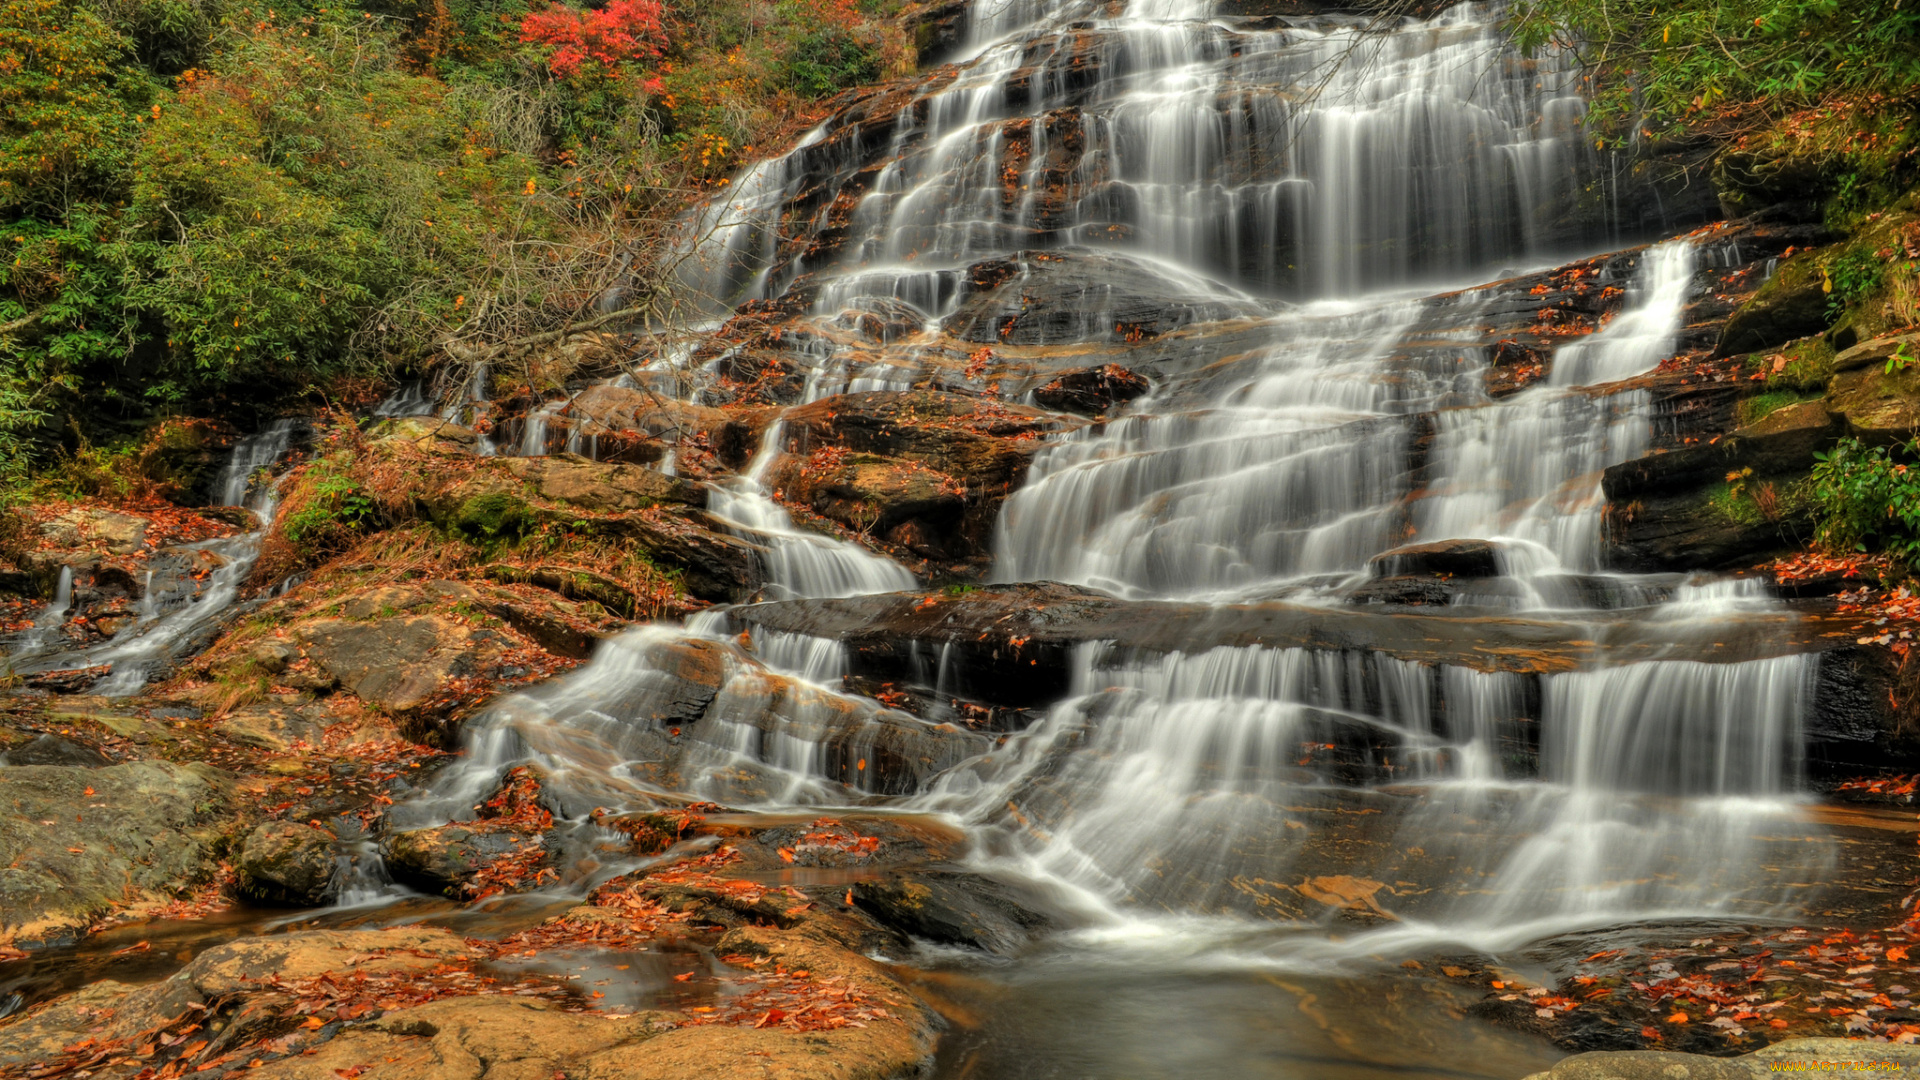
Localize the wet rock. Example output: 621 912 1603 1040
944 250 1263 345
772 390 1078 563
495 454 704 512
1369 539 1501 578
905 0 969 64
0 927 472 1066
1486 339 1550 397
0 734 111 767
22 666 113 694
1602 400 1838 572
235 821 337 906
1715 254 1834 357
1346 575 1458 606
297 615 506 713
1032 364 1151 415
368 416 479 455
383 825 525 895
852 871 1051 953
0 761 226 945
1832 331 1920 374
35 508 148 557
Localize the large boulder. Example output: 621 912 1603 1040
384 825 527 896
296 615 507 712
0 761 227 945
1715 254 1834 357
1825 362 1920 444
235 821 338 906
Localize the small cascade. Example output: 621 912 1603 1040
328 838 403 907
20 421 299 696
442 363 498 455
706 422 918 601
391 627 986 861
371 382 435 418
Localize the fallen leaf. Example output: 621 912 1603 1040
1667 1012 1689 1024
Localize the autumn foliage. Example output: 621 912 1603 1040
519 0 666 83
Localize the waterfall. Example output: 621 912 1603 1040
12 421 299 696
369 0 1838 966
705 422 919 601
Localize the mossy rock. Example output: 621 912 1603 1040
1717 253 1835 357
451 491 534 543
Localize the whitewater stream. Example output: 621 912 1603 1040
236 0 1895 1074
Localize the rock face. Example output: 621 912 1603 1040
384 825 529 896
0 761 226 944
1826 362 1920 444
1031 364 1152 415
235 821 338 906
852 871 1051 954
769 390 1079 565
1716 254 1835 356
1604 399 1837 571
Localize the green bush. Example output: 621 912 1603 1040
1510 0 1920 143
1810 436 1920 567
782 25 880 98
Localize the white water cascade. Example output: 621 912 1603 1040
378 0 1844 982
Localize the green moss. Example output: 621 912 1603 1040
1753 335 1837 392
451 491 533 545
1740 390 1817 425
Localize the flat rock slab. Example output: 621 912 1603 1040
1526 1039 1920 1080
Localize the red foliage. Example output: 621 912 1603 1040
519 0 666 84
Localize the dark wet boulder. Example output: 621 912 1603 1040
383 825 526 896
235 821 337 906
1346 576 1458 606
852 871 1051 953
1032 364 1151 415
0 735 111 767
1485 339 1550 398
0 761 226 946
1602 400 1837 572
943 250 1263 346
1369 539 1501 578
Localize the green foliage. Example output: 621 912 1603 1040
781 24 879 98
1825 248 1885 317
1509 0 1920 143
1810 437 1920 568
283 455 376 555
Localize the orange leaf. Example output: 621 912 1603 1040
1891 946 1910 962
777 847 795 863
1666 1012 1689 1024
83 786 95 796
673 973 693 982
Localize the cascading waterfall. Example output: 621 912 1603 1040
373 0 1842 974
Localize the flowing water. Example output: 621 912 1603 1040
5 421 299 694
343 0 1860 1071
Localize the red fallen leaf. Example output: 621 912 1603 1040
1667 1012 1689 1024
181 1040 208 1057
1586 949 1622 962
1770 1019 1790 1028
1891 946 1910 962
784 903 812 917
777 848 795 863
1641 1026 1662 1039
83 786 95 797
673 973 693 982
754 1008 787 1028
111 941 150 955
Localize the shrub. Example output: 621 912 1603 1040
1810 436 1920 568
